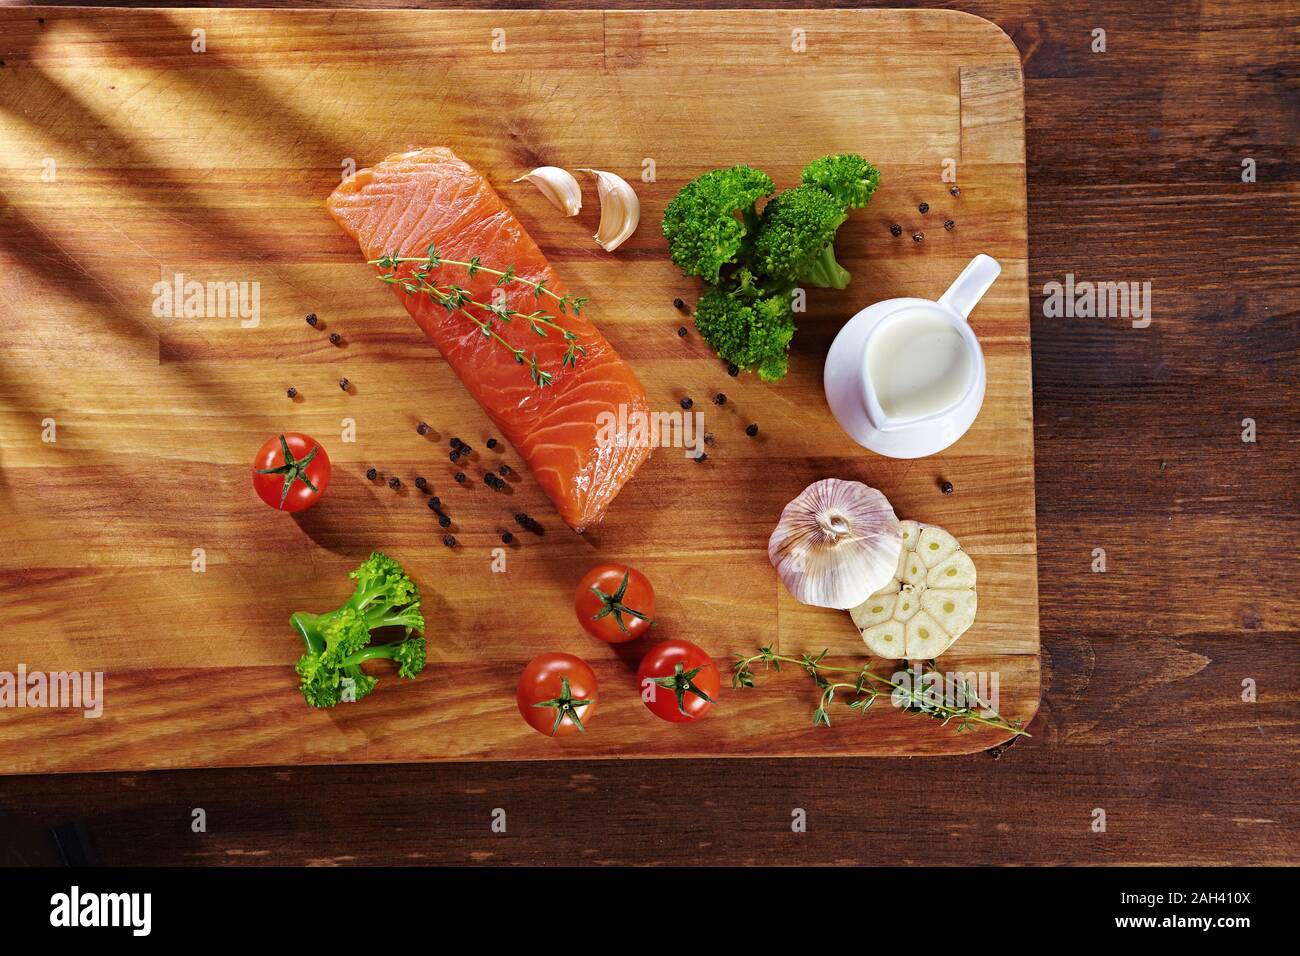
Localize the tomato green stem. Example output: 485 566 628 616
649 661 715 717
589 570 654 635
255 435 320 508
531 675 593 736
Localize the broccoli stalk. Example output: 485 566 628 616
344 638 428 680
661 154 880 381
803 244 852 290
752 184 852 291
291 552 427 708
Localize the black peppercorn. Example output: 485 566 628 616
712 393 727 405
940 480 954 495
704 432 715 446
329 332 341 345
454 472 465 483
483 474 495 487
417 422 430 435
944 219 955 231
694 452 708 463
673 297 686 311
950 185 961 197
913 232 924 243
388 476 401 490
286 387 297 399
451 437 463 449
414 476 428 491
439 514 452 528
427 496 441 510
486 437 498 449
727 364 739 377
677 326 688 337
889 223 903 237
514 512 530 526
459 444 472 455
442 534 456 548
305 313 318 327
339 377 350 391
745 423 759 437
366 467 378 481
450 451 460 463
680 397 693 410
501 532 514 544
499 465 510 476
918 202 930 214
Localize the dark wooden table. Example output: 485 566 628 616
1 0 1296 866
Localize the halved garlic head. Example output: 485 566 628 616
513 166 582 217
768 479 902 610
850 520 978 659
577 168 640 252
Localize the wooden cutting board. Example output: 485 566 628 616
0 7 1036 774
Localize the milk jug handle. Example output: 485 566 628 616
938 254 1001 321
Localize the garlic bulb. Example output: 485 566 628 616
850 521 978 659
768 479 902 610
513 166 582 217
577 168 640 252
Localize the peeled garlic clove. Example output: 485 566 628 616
905 611 949 659
768 478 902 610
850 520 978 659
513 166 582 217
929 550 976 588
921 587 977 638
893 585 921 622
917 525 960 569
862 619 905 657
577 168 640 252
902 550 927 588
854 593 897 627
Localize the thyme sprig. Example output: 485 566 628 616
372 246 589 388
732 646 1029 737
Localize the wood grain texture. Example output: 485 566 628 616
0 6 1035 772
0 0 1296 867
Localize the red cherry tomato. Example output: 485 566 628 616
574 564 655 644
516 653 599 737
251 433 331 512
637 640 719 723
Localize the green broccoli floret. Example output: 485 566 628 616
339 666 379 702
297 664 343 708
751 184 851 290
290 551 427 708
318 608 371 662
801 153 881 209
662 154 880 381
661 165 775 284
693 285 796 382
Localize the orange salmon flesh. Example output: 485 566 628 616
328 148 651 532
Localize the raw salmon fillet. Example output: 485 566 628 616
327 148 650 532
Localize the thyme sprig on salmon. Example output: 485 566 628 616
373 245 589 387
329 148 650 531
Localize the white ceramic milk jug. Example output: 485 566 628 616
823 254 1000 459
